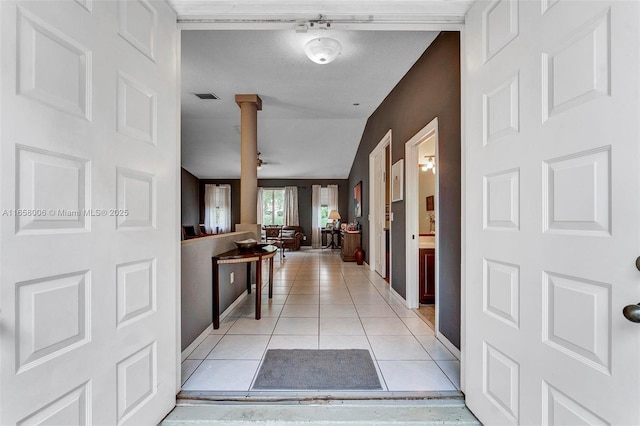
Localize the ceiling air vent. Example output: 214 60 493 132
195 93 220 100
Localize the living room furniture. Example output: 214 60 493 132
182 225 199 240
341 231 361 262
263 225 305 251
211 244 278 329
263 225 284 260
419 247 435 304
322 227 341 249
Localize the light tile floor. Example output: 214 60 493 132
181 248 459 393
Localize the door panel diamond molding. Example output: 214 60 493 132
16 145 90 234
542 382 608 425
482 0 519 63
118 0 157 61
16 271 91 373
116 342 157 424
543 146 610 235
483 259 520 328
17 381 90 426
483 73 519 146
117 72 157 145
483 342 519 423
116 168 155 230
542 8 610 121
17 7 91 119
116 259 156 328
483 168 520 230
543 271 611 373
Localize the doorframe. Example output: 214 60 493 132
368 130 392 280
405 118 439 311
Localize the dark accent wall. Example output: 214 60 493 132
181 168 200 227
198 178 349 244
347 32 461 348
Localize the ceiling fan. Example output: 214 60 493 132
256 152 281 170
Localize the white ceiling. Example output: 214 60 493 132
176 1 474 179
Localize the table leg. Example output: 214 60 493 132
212 259 220 329
269 256 274 298
255 258 262 320
246 262 251 294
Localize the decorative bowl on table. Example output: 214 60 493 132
235 239 258 251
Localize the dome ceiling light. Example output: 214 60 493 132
304 37 342 64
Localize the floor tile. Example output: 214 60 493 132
281 304 319 318
319 294 353 305
355 304 398 318
368 335 431 360
242 304 284 318
414 336 457 361
267 335 319 349
285 294 320 305
206 335 270 360
181 360 201 386
182 360 260 391
274 317 319 335
320 304 358 317
401 317 436 336
227 317 278 335
360 317 412 335
319 317 365 335
318 335 372 350
377 361 457 391
187 335 223 360
437 360 461 389
289 286 320 295
211 317 238 335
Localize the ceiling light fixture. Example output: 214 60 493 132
304 37 342 64
420 156 436 174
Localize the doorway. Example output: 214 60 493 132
405 118 461 356
368 130 391 283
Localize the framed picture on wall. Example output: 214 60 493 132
426 195 434 211
354 181 362 217
391 159 404 202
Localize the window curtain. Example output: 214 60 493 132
257 187 264 225
311 185 321 248
284 186 299 226
327 185 339 225
204 184 231 234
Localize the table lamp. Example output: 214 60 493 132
328 210 341 229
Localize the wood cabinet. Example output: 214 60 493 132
341 231 361 262
419 248 435 304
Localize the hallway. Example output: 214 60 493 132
180 248 459 395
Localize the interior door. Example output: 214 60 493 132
0 1 179 424
374 148 386 278
465 0 640 424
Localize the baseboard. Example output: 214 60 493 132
389 285 406 306
181 324 212 362
181 290 249 362
436 332 461 360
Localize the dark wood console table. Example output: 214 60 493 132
211 244 278 329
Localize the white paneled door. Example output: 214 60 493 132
0 1 179 425
465 0 640 424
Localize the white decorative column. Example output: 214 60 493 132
235 94 262 237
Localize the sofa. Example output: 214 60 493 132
262 225 304 251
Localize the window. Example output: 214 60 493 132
204 184 231 233
319 187 329 227
262 188 285 225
